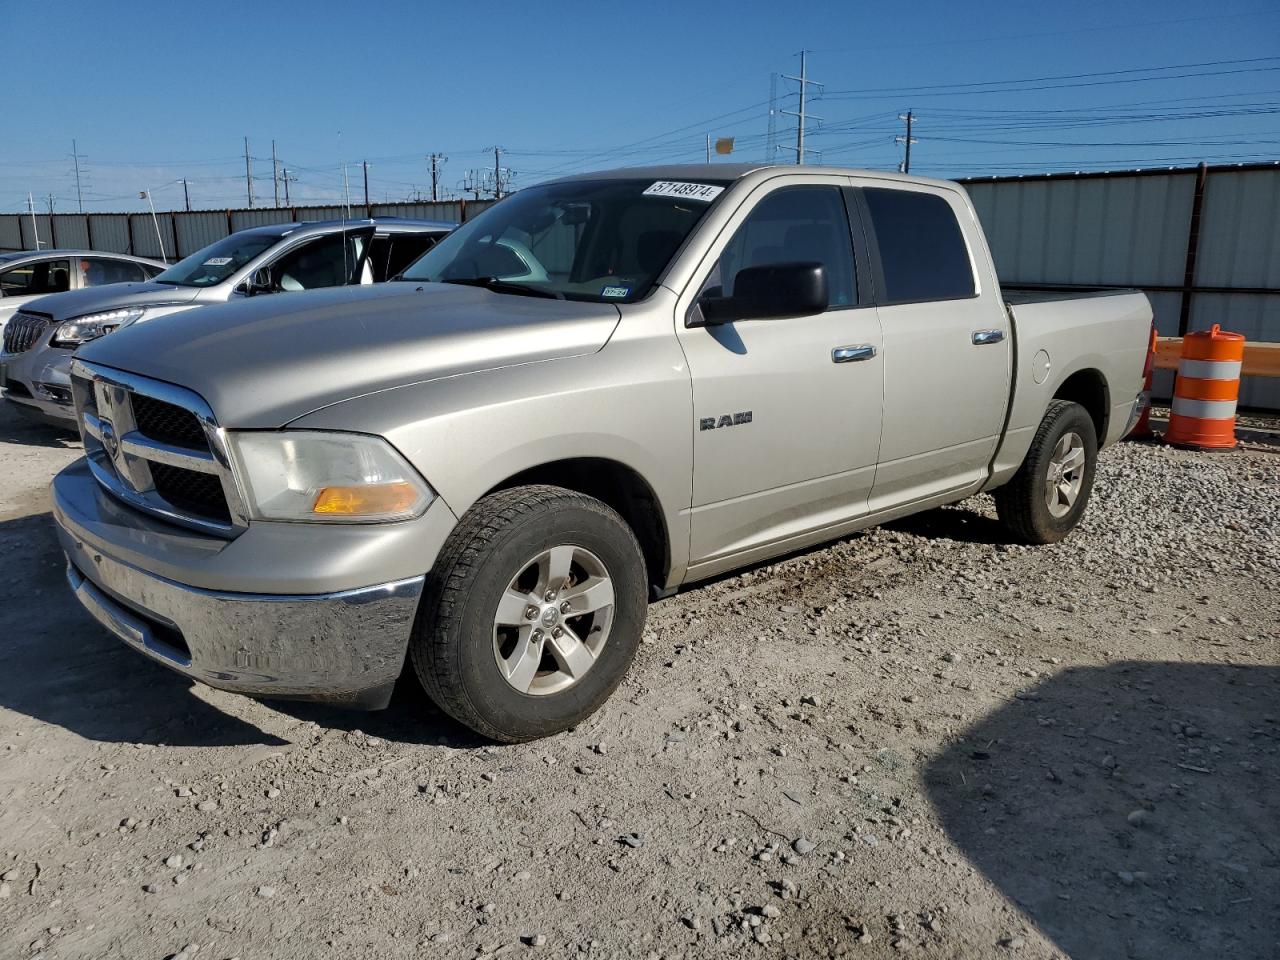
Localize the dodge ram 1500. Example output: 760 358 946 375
51 164 1152 742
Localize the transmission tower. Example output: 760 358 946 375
781 50 823 164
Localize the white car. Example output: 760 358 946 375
0 250 164 338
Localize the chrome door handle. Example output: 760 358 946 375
832 344 877 363
972 329 1005 345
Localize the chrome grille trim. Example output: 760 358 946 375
3 311 52 353
71 359 248 537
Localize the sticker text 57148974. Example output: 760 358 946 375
642 181 725 202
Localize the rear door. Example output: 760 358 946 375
678 177 884 570
853 182 1011 511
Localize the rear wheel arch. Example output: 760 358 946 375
1052 368 1110 442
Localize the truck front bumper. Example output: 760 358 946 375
51 459 453 710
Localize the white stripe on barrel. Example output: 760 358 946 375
1178 358 1242 380
1171 397 1237 420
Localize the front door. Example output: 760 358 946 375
677 178 884 571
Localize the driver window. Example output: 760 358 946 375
1 259 71 296
700 186 855 307
269 234 366 292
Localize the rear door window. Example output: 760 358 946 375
384 234 442 280
861 188 975 304
0 259 71 296
268 232 370 292
81 258 150 287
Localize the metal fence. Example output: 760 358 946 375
961 161 1280 410
0 199 495 263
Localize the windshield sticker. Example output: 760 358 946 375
203 257 233 266
642 181 724 202
601 285 631 298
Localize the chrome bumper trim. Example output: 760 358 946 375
58 526 425 709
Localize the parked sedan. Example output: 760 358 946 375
1 218 453 426
0 250 164 337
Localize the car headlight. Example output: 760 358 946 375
227 431 434 523
52 307 147 347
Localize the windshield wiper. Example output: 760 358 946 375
440 277 564 300
152 278 183 285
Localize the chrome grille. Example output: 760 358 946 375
70 360 247 537
3 311 52 353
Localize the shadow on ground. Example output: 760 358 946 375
886 501 1008 545
926 662 1279 959
0 511 477 749
0 408 80 449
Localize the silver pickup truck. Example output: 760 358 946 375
51 164 1152 742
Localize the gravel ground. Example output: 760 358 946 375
0 401 1277 960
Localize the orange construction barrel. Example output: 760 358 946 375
1164 324 1245 450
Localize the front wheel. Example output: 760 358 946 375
410 485 648 742
994 399 1098 545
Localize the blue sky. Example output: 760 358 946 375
2 0 1278 212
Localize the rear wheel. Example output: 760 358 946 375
410 485 648 742
994 399 1098 544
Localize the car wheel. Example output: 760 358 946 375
994 399 1098 545
410 484 648 742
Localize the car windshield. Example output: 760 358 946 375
400 177 730 303
153 232 284 287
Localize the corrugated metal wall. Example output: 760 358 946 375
0 199 492 260
963 162 1280 410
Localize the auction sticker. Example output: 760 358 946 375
642 181 724 202
601 285 631 298
203 257 233 266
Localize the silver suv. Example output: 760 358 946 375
1 218 453 425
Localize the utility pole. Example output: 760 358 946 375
706 134 712 163
272 140 280 208
71 139 85 213
428 154 445 202
896 110 918 173
781 50 823 164
490 147 504 199
27 193 41 249
767 73 778 162
362 160 370 213
180 178 191 211
243 136 254 207
280 168 295 205
46 194 56 216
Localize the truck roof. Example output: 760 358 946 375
552 163 963 192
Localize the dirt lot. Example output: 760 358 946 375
0 401 1277 960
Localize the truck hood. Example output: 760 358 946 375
23 282 202 321
77 282 622 427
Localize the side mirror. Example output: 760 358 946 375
698 262 828 325
245 267 274 296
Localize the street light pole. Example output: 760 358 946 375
140 190 167 261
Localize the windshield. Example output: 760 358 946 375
401 177 729 302
153 232 284 287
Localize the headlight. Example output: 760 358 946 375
227 431 434 523
52 307 146 347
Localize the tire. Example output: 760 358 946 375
410 484 648 743
994 399 1098 545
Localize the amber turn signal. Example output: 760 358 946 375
312 482 421 516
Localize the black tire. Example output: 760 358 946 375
994 399 1098 545
410 484 648 743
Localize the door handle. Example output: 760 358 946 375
972 329 1005 345
832 344 877 363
